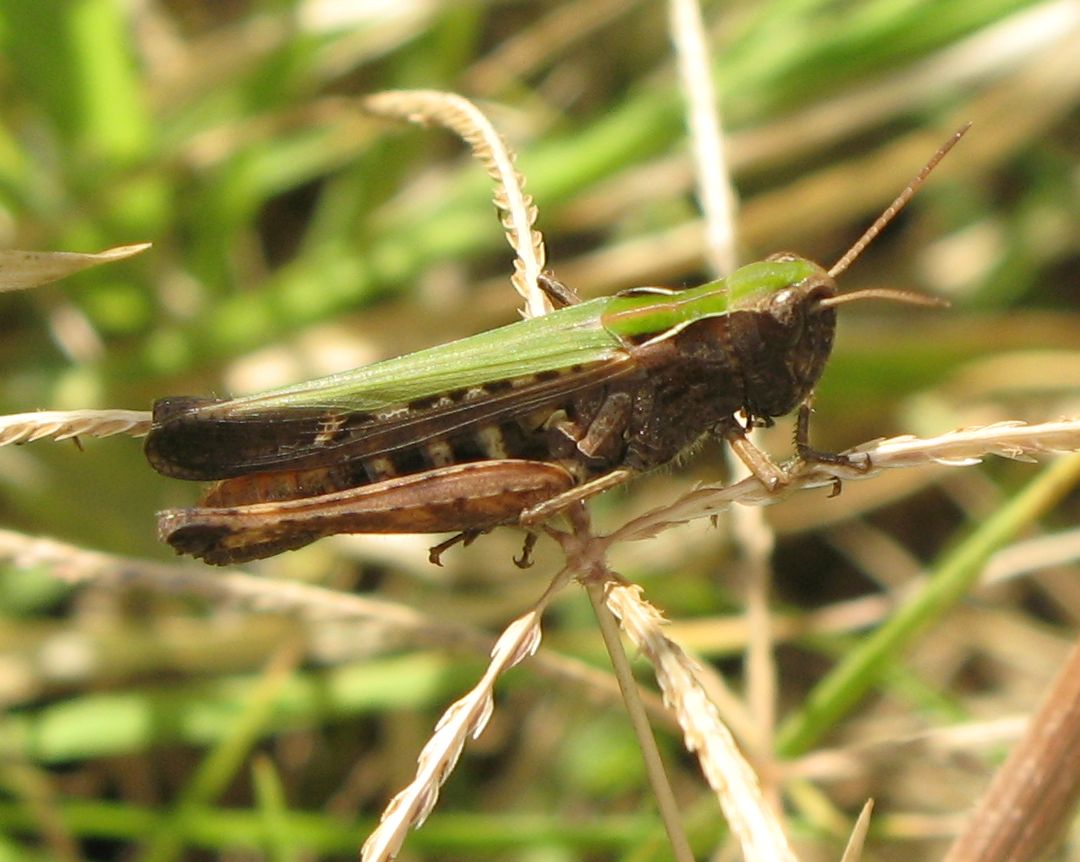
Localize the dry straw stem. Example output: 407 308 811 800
607 419 1080 546
604 580 797 862
361 567 572 862
840 800 874 862
942 631 1080 862
362 90 550 318
0 526 666 725
1 413 1076 539
791 716 1030 784
668 0 781 786
0 528 480 646
585 577 694 862
668 0 737 277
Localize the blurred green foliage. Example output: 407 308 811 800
0 1 1077 859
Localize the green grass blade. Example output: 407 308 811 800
777 453 1080 757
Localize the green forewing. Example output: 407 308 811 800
201 258 818 417
212 296 623 415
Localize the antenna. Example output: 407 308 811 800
828 122 971 279
818 288 949 310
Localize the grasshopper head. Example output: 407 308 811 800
734 255 839 421
736 124 968 425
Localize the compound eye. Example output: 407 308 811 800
771 287 799 313
768 286 806 332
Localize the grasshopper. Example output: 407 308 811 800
145 127 966 566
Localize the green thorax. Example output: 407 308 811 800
600 257 820 338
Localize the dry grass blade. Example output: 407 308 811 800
669 0 779 779
0 528 482 641
585 577 694 862
840 799 875 862
361 566 573 862
362 90 549 317
609 419 1080 544
0 409 152 445
360 613 542 862
0 243 150 291
0 527 651 717
668 0 737 276
604 582 797 862
942 632 1080 862
730 502 780 758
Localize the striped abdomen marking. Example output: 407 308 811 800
199 414 569 509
